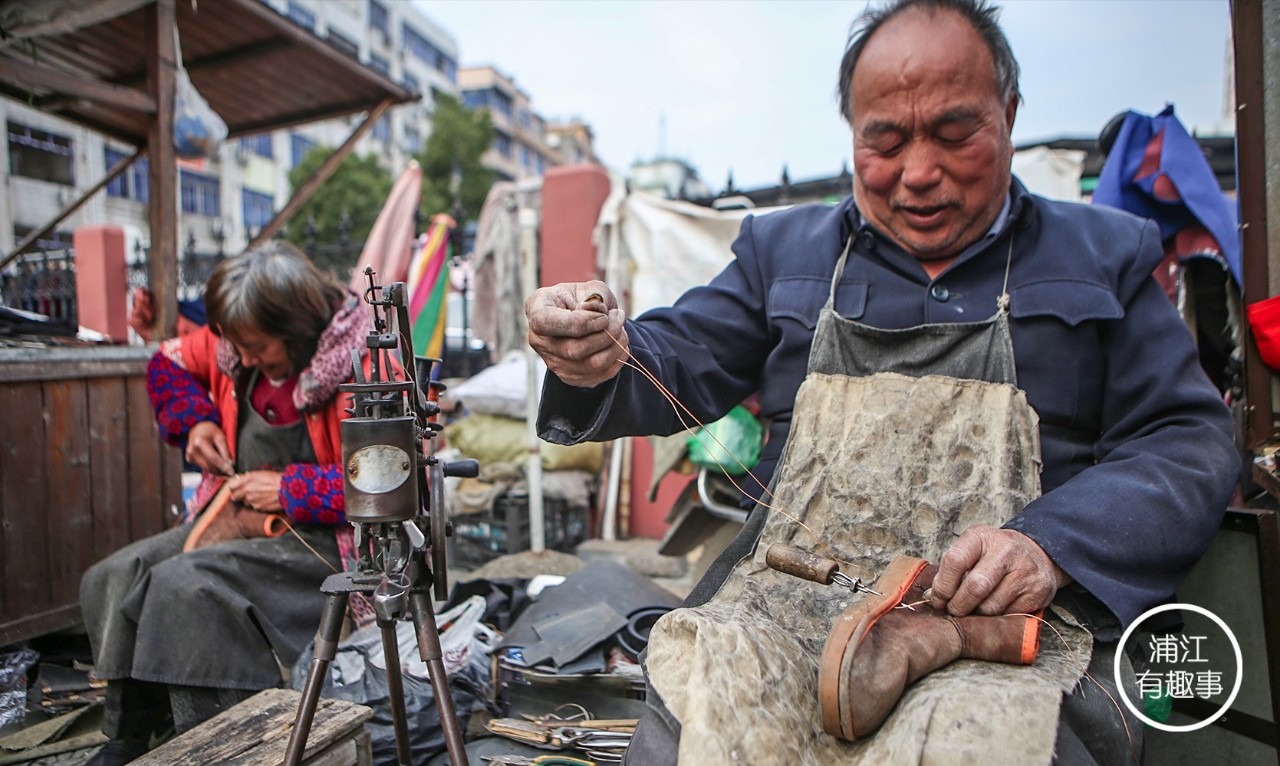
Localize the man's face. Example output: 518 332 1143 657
850 9 1016 261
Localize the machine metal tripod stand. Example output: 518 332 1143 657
284 271 476 766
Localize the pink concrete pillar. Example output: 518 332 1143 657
74 225 131 342
539 164 612 287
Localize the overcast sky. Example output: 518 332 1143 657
416 0 1233 192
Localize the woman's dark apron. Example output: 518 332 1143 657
82 369 340 694
636 236 1091 765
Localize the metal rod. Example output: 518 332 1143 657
380 619 414 766
409 590 470 765
284 590 350 766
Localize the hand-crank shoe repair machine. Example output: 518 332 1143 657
285 269 478 766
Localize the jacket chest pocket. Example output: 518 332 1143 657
1010 279 1124 424
768 277 868 330
1010 279 1124 327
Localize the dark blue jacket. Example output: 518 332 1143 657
540 179 1239 628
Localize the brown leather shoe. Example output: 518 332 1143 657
183 483 287 551
819 556 1041 741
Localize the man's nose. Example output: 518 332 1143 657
899 141 943 190
239 350 260 368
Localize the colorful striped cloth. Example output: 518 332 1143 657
407 215 453 367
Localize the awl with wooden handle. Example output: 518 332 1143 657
765 543 882 596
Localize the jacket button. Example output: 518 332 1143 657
930 284 950 302
858 231 875 250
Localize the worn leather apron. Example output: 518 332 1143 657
641 236 1091 765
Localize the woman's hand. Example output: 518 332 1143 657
186 421 234 476
228 471 284 513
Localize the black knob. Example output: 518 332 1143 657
444 459 480 478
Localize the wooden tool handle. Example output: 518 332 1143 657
766 543 838 585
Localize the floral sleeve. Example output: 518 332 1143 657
279 463 347 525
146 351 219 447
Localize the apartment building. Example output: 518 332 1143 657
3 0 457 258
458 66 595 182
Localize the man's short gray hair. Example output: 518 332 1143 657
836 0 1022 123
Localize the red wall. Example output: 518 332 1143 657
74 225 130 342
539 164 611 287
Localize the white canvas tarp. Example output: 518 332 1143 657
600 191 788 316
1012 146 1087 202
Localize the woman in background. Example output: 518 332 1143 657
81 242 370 765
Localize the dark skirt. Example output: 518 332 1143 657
80 524 341 690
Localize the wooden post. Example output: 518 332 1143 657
147 0 179 341
248 98 393 249
1235 0 1280 450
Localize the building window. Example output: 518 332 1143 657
290 133 318 168
494 132 512 160
242 189 275 231
404 126 420 153
12 225 73 253
519 109 532 131
131 157 150 203
104 147 129 197
7 121 74 185
462 90 486 110
403 72 420 94
536 155 545 175
369 0 389 40
489 88 513 119
369 53 390 76
520 145 532 170
327 30 359 59
287 2 315 30
372 115 390 144
180 170 220 217
239 134 273 159
402 22 453 80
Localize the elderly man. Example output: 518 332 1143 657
526 0 1238 762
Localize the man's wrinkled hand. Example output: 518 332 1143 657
525 281 629 388
228 470 284 513
185 421 234 477
928 525 1069 617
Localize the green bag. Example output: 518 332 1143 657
687 405 763 476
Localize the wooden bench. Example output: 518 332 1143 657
132 688 372 766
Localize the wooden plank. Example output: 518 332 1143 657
0 359 153 384
87 377 131 562
0 57 157 113
0 605 81 648
0 382 51 632
126 377 166 541
132 688 372 766
248 97 391 248
43 379 94 608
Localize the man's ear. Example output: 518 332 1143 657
1005 98 1018 134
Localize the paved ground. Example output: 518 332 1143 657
1 538 699 765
